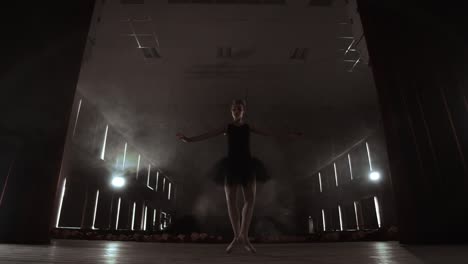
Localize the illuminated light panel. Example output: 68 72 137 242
147 165 154 190
338 205 343 231
140 204 145 230
155 171 159 191
163 177 166 192
131 202 136 231
160 212 166 230
55 178 67 228
308 216 314 234
115 197 121 230
318 172 323 192
92 190 100 229
136 154 141 179
122 143 128 169
374 196 382 228
168 182 172 200
153 209 157 228
322 209 326 231
354 201 360 230
334 163 338 187
100 125 109 160
366 142 373 171
348 154 353 180
72 99 82 138
143 206 148 231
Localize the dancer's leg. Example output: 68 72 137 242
224 181 240 253
239 178 257 253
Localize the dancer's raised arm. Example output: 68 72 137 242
250 124 303 138
176 126 226 143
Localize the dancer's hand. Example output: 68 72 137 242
176 133 191 143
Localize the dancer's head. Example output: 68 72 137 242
231 99 246 121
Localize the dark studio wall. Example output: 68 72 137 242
0 1 96 243
357 0 468 243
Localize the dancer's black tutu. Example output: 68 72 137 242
210 156 271 187
210 122 271 187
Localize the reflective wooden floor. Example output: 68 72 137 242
0 240 467 263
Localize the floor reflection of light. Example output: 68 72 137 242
104 242 120 264
369 242 393 264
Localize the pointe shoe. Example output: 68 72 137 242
225 238 237 254
238 235 256 253
245 241 256 254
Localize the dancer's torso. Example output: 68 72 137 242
227 123 251 160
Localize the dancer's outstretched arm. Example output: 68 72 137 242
250 124 303 138
176 126 226 143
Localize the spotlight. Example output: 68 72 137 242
369 171 381 181
111 176 126 188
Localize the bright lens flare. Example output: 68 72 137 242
112 176 126 188
370 171 381 181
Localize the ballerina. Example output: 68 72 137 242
176 99 302 253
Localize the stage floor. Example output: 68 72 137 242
0 240 467 263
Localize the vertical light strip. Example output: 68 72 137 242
168 182 172 200
136 154 141 179
153 209 157 229
374 196 381 228
155 171 159 191
333 163 339 187
100 125 109 160
141 203 145 230
163 178 166 192
92 190 100 229
366 142 373 171
72 99 82 138
159 212 162 230
159 212 163 230
147 165 151 186
115 197 121 230
122 143 128 169
318 172 323 192
147 165 154 190
321 209 326 231
55 178 67 228
354 201 360 230
348 154 353 180
131 202 136 231
338 205 343 231
143 206 148 231
308 216 314 234
154 171 158 190
161 212 167 229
